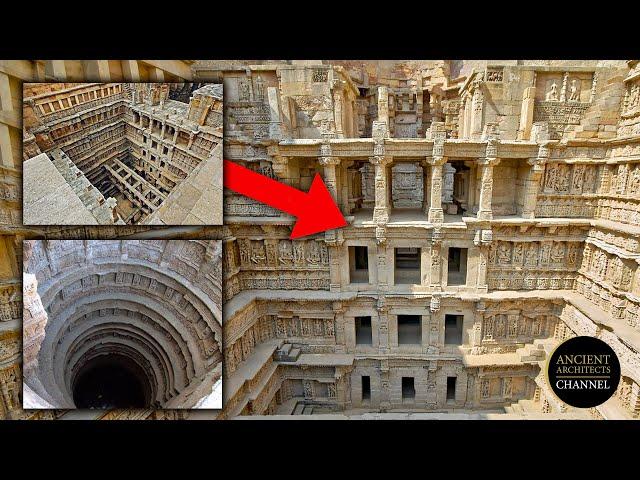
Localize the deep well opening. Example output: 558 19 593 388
21 240 224 411
72 355 150 409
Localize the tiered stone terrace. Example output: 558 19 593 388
0 60 639 420
22 81 223 226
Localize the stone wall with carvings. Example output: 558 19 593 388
22 239 223 409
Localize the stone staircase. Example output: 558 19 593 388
274 343 301 362
516 338 556 364
292 403 315 415
504 399 540 416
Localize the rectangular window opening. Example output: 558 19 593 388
445 314 464 345
397 315 421 345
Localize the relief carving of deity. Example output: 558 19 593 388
525 243 538 266
276 318 286 337
568 79 579 102
306 241 321 265
540 243 551 264
319 243 329 265
495 315 506 337
513 243 524 264
278 241 294 265
617 164 629 194
546 81 559 101
629 167 640 194
610 257 624 288
265 241 277 265
319 318 333 337
497 243 512 265
303 381 313 399
557 165 570 192
431 248 440 266
488 242 497 265
254 75 265 102
293 241 305 265
550 243 565 263
481 379 490 398
567 244 578 265
572 165 585 191
238 80 250 102
239 239 250 264
250 241 266 265
582 166 596 193
301 319 312 336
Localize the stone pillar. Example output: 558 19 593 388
161 122 166 139
430 230 443 290
377 300 389 355
470 82 484 139
470 302 485 352
377 86 389 125
422 158 431 215
333 91 344 137
517 87 536 140
319 156 340 206
187 132 195 149
267 87 281 139
428 157 447 224
334 303 346 354
340 162 351 215
329 245 342 292
522 160 545 219
173 128 179 143
477 158 500 220
370 155 391 224
474 229 491 290
379 359 390 411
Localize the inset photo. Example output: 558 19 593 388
22 240 222 410
22 82 223 225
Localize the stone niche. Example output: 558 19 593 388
533 71 594 140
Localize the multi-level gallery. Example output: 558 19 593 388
0 59 639 420
22 81 223 226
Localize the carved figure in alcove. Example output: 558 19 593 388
568 79 579 102
546 81 559 101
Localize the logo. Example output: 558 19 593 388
547 336 620 408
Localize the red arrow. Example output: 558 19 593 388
223 159 347 239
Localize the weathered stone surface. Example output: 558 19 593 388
22 81 223 226
1 60 640 421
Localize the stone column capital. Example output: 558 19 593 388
369 155 391 167
319 156 340 167
426 155 448 167
478 157 500 167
